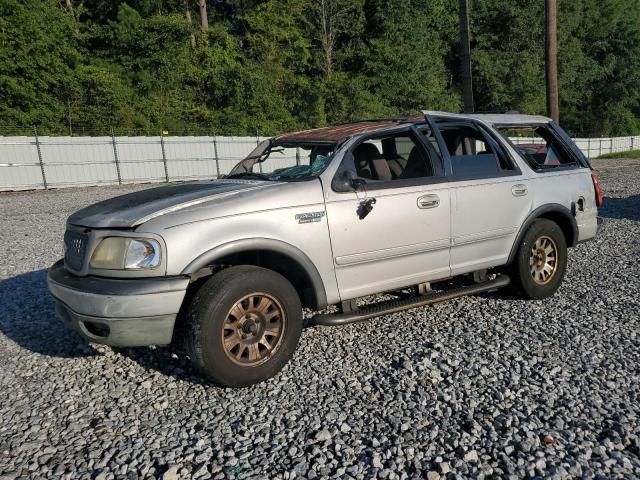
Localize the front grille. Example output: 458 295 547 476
64 230 88 271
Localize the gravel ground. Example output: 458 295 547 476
1 159 639 480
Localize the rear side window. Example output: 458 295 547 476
497 126 578 170
438 123 517 178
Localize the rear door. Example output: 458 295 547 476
431 119 532 275
324 126 451 300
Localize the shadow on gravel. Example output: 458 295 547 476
0 269 98 358
114 345 212 385
599 195 640 221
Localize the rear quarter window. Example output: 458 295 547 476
498 126 579 171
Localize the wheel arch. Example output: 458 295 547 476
181 238 328 309
507 204 578 265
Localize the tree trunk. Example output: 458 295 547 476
458 0 474 113
185 1 196 49
545 0 559 122
312 0 360 79
320 0 333 77
64 0 79 33
198 0 209 33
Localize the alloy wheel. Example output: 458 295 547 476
221 293 286 366
529 235 558 285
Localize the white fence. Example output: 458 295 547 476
0 135 273 191
0 134 639 191
509 135 640 160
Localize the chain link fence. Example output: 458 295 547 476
1 128 639 191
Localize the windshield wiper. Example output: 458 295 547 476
224 172 272 181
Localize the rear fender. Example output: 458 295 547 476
507 204 578 264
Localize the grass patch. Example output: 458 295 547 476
598 149 640 159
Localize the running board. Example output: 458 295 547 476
312 275 510 327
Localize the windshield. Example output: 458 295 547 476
227 140 336 181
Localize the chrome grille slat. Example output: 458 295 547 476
64 230 88 271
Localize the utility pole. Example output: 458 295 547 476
458 0 474 113
545 0 559 122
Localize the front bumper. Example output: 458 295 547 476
47 260 190 347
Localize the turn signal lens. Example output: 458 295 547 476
124 239 161 269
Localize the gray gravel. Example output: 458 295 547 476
1 159 639 479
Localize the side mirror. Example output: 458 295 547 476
331 151 364 192
332 169 365 192
350 177 365 190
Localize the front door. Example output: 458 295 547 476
324 127 451 300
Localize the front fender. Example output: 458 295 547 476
181 238 328 309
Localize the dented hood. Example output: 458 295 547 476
67 180 272 228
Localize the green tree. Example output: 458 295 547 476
0 0 81 132
470 0 546 115
361 0 460 116
0 0 638 137
61 64 146 134
559 0 640 135
240 0 313 133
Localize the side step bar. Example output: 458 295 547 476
312 275 510 327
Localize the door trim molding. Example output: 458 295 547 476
335 238 450 266
452 226 518 246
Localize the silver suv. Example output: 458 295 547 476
48 112 602 386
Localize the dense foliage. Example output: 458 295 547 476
1 0 639 136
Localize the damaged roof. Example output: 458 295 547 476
274 111 552 144
275 117 423 144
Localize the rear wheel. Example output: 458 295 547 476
185 266 302 387
510 219 567 299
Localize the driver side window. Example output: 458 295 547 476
349 131 436 183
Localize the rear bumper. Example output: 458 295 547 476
47 260 189 346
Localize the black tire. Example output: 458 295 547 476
185 266 302 387
510 218 568 300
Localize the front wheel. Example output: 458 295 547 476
510 219 568 300
185 266 302 387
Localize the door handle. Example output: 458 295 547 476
511 184 528 197
417 194 440 209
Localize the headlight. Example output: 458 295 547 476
90 237 161 270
